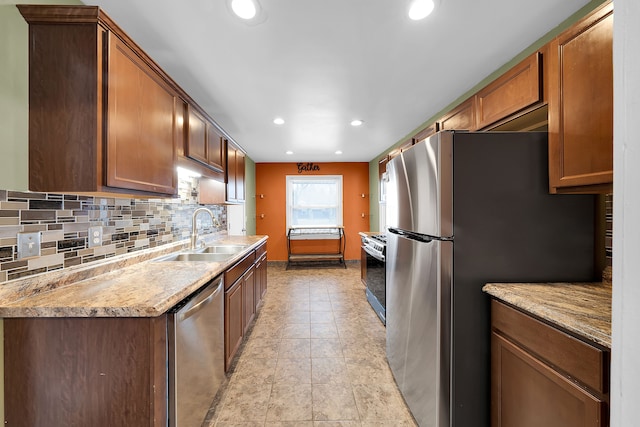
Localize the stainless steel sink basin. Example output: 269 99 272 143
154 252 235 262
200 245 248 254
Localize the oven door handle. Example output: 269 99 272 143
363 245 385 262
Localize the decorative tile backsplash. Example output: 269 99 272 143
605 193 612 267
0 180 226 285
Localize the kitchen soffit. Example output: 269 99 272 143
87 0 591 162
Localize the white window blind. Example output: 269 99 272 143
286 175 343 232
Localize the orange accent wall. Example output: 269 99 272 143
256 162 370 261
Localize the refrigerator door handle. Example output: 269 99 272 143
388 227 452 242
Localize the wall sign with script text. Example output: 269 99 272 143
297 163 321 173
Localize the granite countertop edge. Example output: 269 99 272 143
0 235 268 318
483 282 612 349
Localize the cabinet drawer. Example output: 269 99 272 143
224 251 256 290
491 300 608 394
255 242 267 258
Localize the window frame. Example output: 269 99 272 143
285 175 343 231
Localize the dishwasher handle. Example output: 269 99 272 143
178 278 223 322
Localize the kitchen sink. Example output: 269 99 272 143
200 245 248 254
154 252 235 262
153 243 249 262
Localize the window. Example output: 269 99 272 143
286 175 343 229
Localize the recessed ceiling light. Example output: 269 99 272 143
350 120 364 127
335 150 343 155
286 150 293 155
408 0 436 20
273 117 285 125
231 0 258 19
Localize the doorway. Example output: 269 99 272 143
227 204 246 236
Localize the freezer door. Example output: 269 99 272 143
386 131 453 237
386 231 451 427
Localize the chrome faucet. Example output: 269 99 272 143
191 207 216 250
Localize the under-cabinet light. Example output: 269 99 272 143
177 166 201 178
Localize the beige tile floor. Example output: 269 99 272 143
205 262 417 427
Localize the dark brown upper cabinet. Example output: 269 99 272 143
413 123 439 144
547 1 613 194
439 97 476 131
185 103 226 175
226 140 246 203
475 52 543 130
19 5 179 197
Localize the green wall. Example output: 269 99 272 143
244 156 257 235
367 0 609 232
0 0 82 190
0 1 30 190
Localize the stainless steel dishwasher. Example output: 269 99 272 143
168 275 224 427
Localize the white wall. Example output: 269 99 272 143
611 0 640 425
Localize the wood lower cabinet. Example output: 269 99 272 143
254 244 268 302
224 244 268 370
548 2 613 193
242 268 256 333
490 300 609 427
224 278 244 370
19 5 178 197
4 316 168 426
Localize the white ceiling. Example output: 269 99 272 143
88 0 590 163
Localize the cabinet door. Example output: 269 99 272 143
187 106 208 165
226 140 246 203
225 281 244 371
360 246 367 286
491 332 605 427
256 253 267 301
106 33 177 195
413 123 438 144
548 3 613 193
5 316 168 426
475 52 542 129
207 124 225 172
242 268 256 333
439 97 476 131
236 149 246 201
226 143 237 201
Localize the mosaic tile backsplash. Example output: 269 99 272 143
605 193 612 267
0 182 226 285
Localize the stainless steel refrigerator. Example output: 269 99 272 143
385 131 596 427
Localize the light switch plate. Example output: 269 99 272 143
17 232 41 259
88 226 103 248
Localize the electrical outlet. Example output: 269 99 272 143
88 226 103 248
17 232 41 259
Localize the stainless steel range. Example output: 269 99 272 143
361 234 386 324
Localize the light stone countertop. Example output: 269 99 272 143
358 231 384 238
483 281 612 348
0 235 267 318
